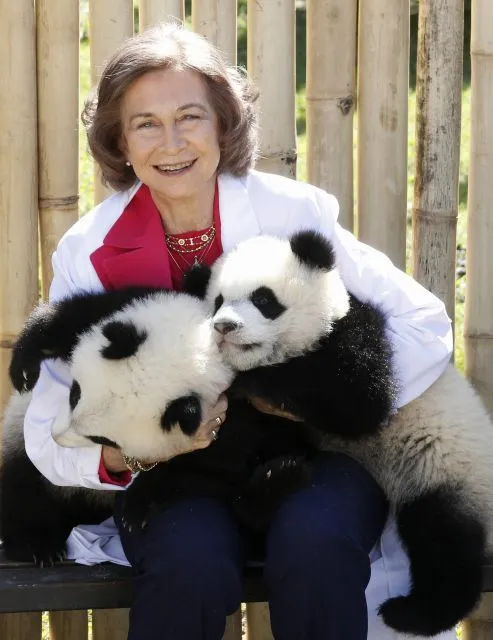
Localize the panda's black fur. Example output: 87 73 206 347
199 230 493 637
2 285 313 565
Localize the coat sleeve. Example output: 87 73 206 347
23 245 130 490
315 189 453 407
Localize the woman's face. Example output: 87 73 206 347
121 68 221 203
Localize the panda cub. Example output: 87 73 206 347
3 285 312 564
201 230 493 637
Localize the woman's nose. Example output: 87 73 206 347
160 124 186 153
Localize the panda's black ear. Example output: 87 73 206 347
101 321 147 359
290 231 336 271
182 264 212 300
161 394 202 435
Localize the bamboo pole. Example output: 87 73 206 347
191 0 237 64
139 0 185 31
247 0 297 178
357 0 410 269
464 0 493 413
306 0 357 232
37 7 86 634
0 8 38 638
92 608 129 640
0 0 38 414
49 610 88 640
245 602 273 640
89 0 134 205
37 0 79 296
0 613 42 640
412 0 463 321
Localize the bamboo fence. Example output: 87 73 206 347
1 0 492 638
306 0 358 232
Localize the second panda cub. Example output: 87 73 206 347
196 230 493 637
197 230 398 439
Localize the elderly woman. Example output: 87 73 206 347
24 23 453 640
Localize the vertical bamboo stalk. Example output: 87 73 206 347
357 0 410 269
412 0 463 320
247 0 297 178
245 602 273 640
139 0 185 31
192 0 237 64
89 0 134 205
465 0 493 412
37 0 80 297
0 0 38 412
0 613 42 640
306 0 357 232
49 610 88 640
38 6 88 634
92 608 129 640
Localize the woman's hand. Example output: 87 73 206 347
102 394 228 473
248 396 304 422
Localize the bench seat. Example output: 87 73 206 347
0 552 268 613
0 551 492 614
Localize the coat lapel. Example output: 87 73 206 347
90 185 172 290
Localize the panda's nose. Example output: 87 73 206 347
214 321 240 335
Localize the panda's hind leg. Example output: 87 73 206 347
379 485 485 636
0 450 75 566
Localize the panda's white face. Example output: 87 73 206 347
51 292 234 460
207 234 350 371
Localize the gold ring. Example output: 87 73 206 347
211 429 219 441
215 416 222 426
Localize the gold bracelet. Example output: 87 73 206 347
122 454 159 473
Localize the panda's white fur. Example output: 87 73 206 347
53 292 234 460
205 230 493 637
331 364 493 528
207 234 350 370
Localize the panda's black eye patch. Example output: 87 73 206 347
69 380 81 410
161 394 202 436
101 321 147 359
214 294 224 314
85 435 120 449
250 287 286 319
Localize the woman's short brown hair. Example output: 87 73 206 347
82 23 259 191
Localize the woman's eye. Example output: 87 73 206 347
181 114 200 121
137 121 155 129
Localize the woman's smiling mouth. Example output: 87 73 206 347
155 159 196 174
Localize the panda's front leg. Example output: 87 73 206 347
121 467 167 532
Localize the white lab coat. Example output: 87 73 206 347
24 170 455 639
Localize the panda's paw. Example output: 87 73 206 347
234 456 311 531
3 535 67 568
8 356 41 393
121 498 151 532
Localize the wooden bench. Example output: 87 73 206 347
0 552 267 614
2 550 493 639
